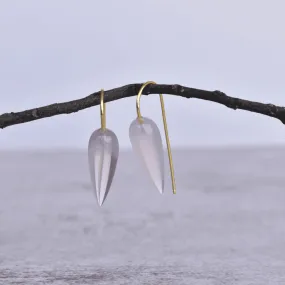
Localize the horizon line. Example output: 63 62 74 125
0 143 285 152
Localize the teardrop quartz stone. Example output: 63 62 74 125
129 117 164 193
88 128 119 206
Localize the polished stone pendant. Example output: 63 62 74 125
129 116 164 193
88 128 119 206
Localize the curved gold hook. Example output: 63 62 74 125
100 89 106 130
136 81 177 194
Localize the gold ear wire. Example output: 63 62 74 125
100 89 106 130
136 81 176 194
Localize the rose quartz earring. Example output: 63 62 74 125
129 81 176 194
88 89 119 206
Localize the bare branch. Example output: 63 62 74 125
1 83 285 129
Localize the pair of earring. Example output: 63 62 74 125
88 81 176 206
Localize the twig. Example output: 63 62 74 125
1 83 285 129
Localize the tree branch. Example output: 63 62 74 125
1 83 285 129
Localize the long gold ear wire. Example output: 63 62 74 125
136 81 177 194
100 89 106 130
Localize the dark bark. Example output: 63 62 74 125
1 83 285 129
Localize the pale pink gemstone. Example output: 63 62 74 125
129 117 164 194
88 128 119 206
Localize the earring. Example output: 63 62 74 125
88 89 119 206
129 81 176 194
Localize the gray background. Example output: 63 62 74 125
0 0 284 149
1 149 285 284
1 2 285 284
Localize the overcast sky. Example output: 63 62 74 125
0 0 284 149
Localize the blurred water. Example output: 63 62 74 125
0 147 285 284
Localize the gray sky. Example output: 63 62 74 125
0 0 284 149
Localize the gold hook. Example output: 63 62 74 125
100 89 106 130
136 81 177 194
